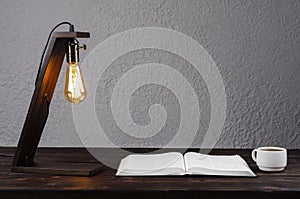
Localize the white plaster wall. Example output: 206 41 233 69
0 0 299 148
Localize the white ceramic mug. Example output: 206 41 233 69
251 146 287 172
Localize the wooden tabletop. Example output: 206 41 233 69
0 147 299 199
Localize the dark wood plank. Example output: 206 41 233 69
0 191 299 199
1 148 299 199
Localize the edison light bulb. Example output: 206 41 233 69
64 38 87 104
64 62 87 104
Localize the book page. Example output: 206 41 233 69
116 152 185 176
184 152 255 177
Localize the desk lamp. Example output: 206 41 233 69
11 22 102 176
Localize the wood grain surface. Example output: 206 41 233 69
1 147 299 199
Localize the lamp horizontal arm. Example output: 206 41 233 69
52 31 90 38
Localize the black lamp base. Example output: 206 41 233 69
11 161 102 176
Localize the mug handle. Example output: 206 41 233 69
251 149 258 162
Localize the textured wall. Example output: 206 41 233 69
0 0 299 148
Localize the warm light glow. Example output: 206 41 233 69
64 62 87 104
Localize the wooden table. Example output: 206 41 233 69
0 147 299 199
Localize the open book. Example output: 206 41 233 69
116 152 255 177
